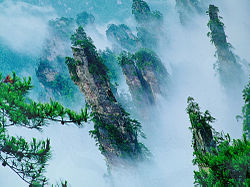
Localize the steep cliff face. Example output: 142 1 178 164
207 5 244 90
134 49 169 98
104 1 169 107
36 60 77 102
118 49 169 111
192 123 215 155
187 97 216 155
36 17 76 102
36 13 95 103
132 0 163 51
66 27 148 167
176 0 210 25
106 24 137 52
187 97 250 185
118 53 155 112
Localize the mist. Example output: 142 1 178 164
0 1 56 55
0 0 249 186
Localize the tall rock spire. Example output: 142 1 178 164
207 5 245 90
186 97 216 155
66 27 149 168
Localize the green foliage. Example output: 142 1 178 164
0 129 51 186
206 5 231 50
117 52 135 66
36 60 77 102
65 57 80 82
118 48 167 80
242 81 250 139
134 48 165 73
106 24 137 52
132 0 163 24
70 27 110 83
52 180 69 187
0 73 89 185
193 135 249 186
206 4 244 88
187 97 250 186
187 97 215 132
132 0 151 23
89 111 149 160
99 48 123 84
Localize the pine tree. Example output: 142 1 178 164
187 97 250 186
0 73 88 186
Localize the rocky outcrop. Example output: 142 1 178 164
66 27 148 167
118 53 155 110
36 60 76 103
132 0 162 26
132 0 163 50
118 49 169 118
106 24 137 52
187 97 216 155
192 122 216 155
176 0 210 25
36 14 96 102
134 49 169 98
207 5 244 90
36 17 77 103
105 1 162 52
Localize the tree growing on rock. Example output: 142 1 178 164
37 13 96 105
207 5 245 91
187 96 250 186
132 0 163 50
118 49 169 111
65 27 149 168
118 52 155 116
106 24 138 53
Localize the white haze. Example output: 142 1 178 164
0 0 249 186
0 1 56 56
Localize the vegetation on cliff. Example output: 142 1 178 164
118 48 169 107
37 12 96 105
66 27 149 167
187 93 250 186
106 24 137 52
132 0 163 25
242 82 250 139
1 1 249 186
132 0 163 50
207 5 245 89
